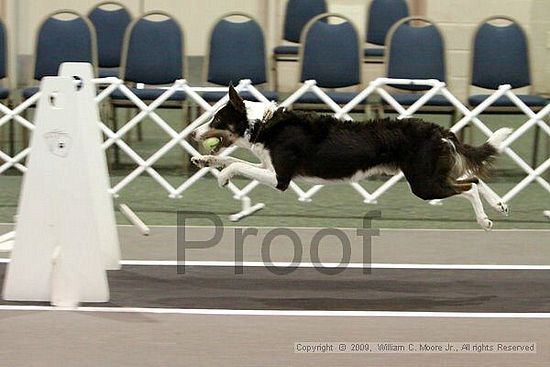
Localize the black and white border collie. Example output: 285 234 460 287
192 85 512 230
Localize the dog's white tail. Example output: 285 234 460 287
487 128 513 152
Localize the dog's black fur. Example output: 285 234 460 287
205 86 501 201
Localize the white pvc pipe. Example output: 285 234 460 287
228 196 265 222
119 204 150 236
502 157 550 202
0 231 15 244
0 240 14 252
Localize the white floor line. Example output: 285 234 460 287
0 305 549 318
0 223 549 232
1 258 550 270
121 260 550 270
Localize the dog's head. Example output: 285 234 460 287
192 84 250 154
192 84 278 154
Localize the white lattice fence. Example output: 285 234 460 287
1 73 549 220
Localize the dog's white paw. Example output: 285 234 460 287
495 201 509 216
477 216 493 231
217 169 232 188
191 155 208 168
191 155 224 169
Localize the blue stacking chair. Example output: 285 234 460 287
295 13 365 110
88 1 132 78
110 12 187 166
272 0 327 91
381 17 455 122
19 11 96 149
468 16 547 166
22 11 97 100
202 13 277 103
364 0 409 62
112 12 186 102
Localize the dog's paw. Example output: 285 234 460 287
191 155 224 169
477 216 493 231
191 155 208 168
495 201 509 216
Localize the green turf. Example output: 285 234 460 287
1 173 549 229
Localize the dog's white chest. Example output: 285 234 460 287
248 143 274 170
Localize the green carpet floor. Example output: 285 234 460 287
1 174 549 229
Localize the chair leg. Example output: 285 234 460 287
271 54 278 93
98 99 109 129
182 101 193 173
364 103 380 120
363 104 371 120
136 107 143 142
375 104 385 119
457 122 470 143
532 124 540 168
128 107 142 142
121 107 132 145
449 109 460 128
110 103 120 168
9 116 15 157
8 99 15 156
21 107 30 152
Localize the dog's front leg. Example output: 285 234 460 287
192 155 262 169
218 163 277 188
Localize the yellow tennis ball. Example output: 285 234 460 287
203 137 220 151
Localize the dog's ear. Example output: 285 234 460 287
228 83 245 112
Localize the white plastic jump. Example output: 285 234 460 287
2 63 120 306
0 65 548 221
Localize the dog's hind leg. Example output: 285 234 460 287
454 176 508 216
406 174 493 230
457 182 493 231
476 179 509 216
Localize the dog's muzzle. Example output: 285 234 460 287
190 123 210 142
190 125 235 155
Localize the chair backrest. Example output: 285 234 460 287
299 13 361 88
283 0 327 43
88 1 132 68
33 11 97 80
120 12 185 85
470 16 531 90
0 18 7 79
206 13 267 86
385 17 446 91
366 0 409 45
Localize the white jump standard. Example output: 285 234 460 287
2 63 121 307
